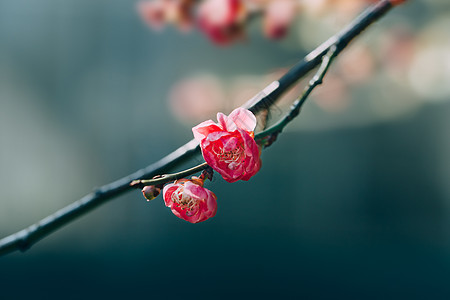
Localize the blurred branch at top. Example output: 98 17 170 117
150 0 419 130
137 0 405 46
138 0 301 45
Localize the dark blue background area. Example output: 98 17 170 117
2 103 450 299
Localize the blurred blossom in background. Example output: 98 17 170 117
159 0 450 129
2 0 450 299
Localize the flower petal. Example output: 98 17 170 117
162 183 179 207
226 108 257 132
192 120 222 142
184 181 207 200
222 136 239 152
203 190 218 218
216 112 228 131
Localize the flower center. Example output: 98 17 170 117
213 144 244 165
172 186 199 216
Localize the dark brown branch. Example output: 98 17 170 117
0 0 395 257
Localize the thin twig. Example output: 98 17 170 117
130 163 209 189
245 0 393 114
0 0 395 257
255 45 338 142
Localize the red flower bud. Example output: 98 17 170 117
142 185 161 201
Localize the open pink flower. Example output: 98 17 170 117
192 107 261 183
163 178 217 223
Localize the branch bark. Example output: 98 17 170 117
0 0 395 257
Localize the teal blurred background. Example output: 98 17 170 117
1 0 450 298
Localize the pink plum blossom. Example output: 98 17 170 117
163 178 217 223
197 0 246 45
192 107 261 183
263 0 297 40
138 0 194 32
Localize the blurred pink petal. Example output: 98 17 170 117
138 0 166 30
169 75 226 123
165 0 195 31
263 0 297 40
379 26 415 79
338 45 375 84
197 0 246 45
138 0 194 31
313 74 350 112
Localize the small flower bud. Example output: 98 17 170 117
142 185 161 201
